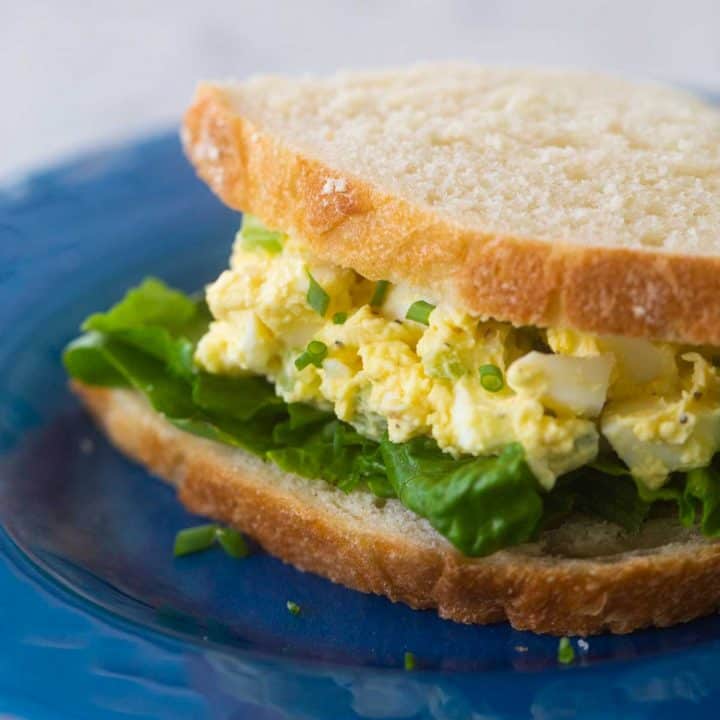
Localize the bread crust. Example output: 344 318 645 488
75 382 720 635
181 84 720 347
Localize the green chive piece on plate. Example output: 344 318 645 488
286 600 301 616
215 527 249 558
558 637 575 665
173 524 218 557
403 651 416 671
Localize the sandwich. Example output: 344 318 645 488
64 65 720 635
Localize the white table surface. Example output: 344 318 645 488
3 0 720 179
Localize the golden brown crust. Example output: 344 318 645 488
181 85 720 346
75 382 720 635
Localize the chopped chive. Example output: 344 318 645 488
286 600 301 616
295 340 328 370
307 272 330 316
557 637 575 665
240 213 285 253
405 300 435 325
479 364 504 392
370 280 390 307
403 651 416 671
294 352 313 371
332 311 348 325
215 527 249 558
173 524 218 557
174 524 249 559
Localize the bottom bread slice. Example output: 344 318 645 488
74 382 720 636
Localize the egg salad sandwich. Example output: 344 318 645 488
64 65 720 635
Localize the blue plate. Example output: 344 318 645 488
2 131 720 719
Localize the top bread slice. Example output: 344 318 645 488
182 64 720 346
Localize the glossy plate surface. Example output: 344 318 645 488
2 131 720 719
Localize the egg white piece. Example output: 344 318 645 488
601 353 720 487
602 400 720 489
507 352 614 418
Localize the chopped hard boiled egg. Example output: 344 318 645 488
547 329 678 400
440 376 599 487
601 352 720 487
507 352 614 418
194 222 720 491
196 311 278 376
601 400 720 489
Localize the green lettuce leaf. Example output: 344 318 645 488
271 403 335 445
63 333 130 387
588 455 702 530
548 468 650 533
636 477 695 527
100 338 198 418
111 328 197 380
685 465 720 536
82 278 199 334
192 372 284 421
81 279 211 380
171 415 278 456
268 419 384 493
381 439 543 556
63 276 720 557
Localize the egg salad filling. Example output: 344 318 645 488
195 218 720 494
63 215 720 557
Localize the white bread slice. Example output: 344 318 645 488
182 64 720 346
74 382 720 636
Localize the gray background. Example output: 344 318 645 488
3 0 720 178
